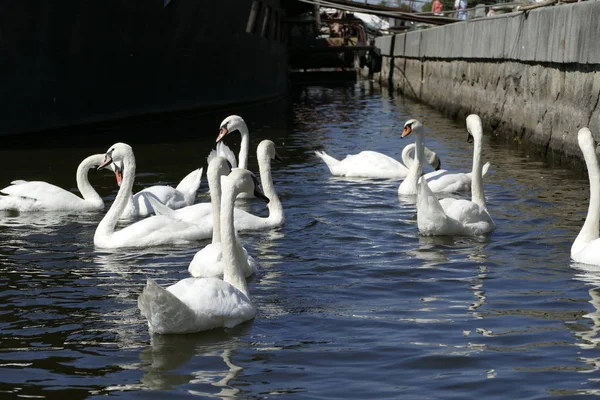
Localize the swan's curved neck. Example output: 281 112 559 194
259 152 283 223
575 143 600 251
238 127 249 170
208 170 223 244
404 129 424 190
96 155 136 240
76 155 104 206
471 135 486 209
221 182 248 296
401 143 415 168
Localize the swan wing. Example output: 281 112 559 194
189 243 225 278
175 167 203 206
231 207 267 231
136 185 188 214
426 172 471 193
341 151 407 178
189 241 257 279
132 198 265 232
207 142 237 169
171 202 212 222
426 162 490 183
2 181 75 200
101 214 212 248
315 149 411 178
138 279 200 334
0 181 85 211
439 198 495 235
148 200 214 224
422 169 449 180
168 278 255 329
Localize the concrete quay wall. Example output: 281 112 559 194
370 0 600 164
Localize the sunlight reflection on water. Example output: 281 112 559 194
1 83 600 398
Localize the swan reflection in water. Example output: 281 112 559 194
413 236 490 333
0 209 100 239
92 248 197 351
570 262 600 374
138 327 251 395
94 249 255 395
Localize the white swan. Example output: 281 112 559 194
416 114 495 236
151 140 284 232
119 167 203 220
398 118 491 195
137 168 270 334
418 161 491 192
215 115 250 170
234 139 284 231
188 156 258 278
207 141 238 169
314 142 441 179
398 119 430 195
571 128 600 265
0 154 105 212
94 143 212 248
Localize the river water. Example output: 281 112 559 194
1 82 600 399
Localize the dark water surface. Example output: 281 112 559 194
1 83 600 399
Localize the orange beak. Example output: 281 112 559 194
216 127 228 143
401 125 412 138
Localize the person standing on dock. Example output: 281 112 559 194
455 0 467 20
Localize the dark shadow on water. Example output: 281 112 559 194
1 96 292 150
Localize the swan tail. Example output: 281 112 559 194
176 168 203 206
207 142 237 169
481 161 491 177
314 151 342 174
137 279 197 334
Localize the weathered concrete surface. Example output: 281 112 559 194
367 0 600 165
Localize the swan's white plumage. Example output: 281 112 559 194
152 140 284 232
207 141 238 169
137 168 268 334
0 154 105 212
120 167 203 219
398 120 428 196
189 242 258 279
314 143 441 179
93 143 211 248
398 119 491 195
138 278 255 334
215 115 250 170
187 156 258 279
571 128 600 265
416 115 495 236
422 161 491 193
